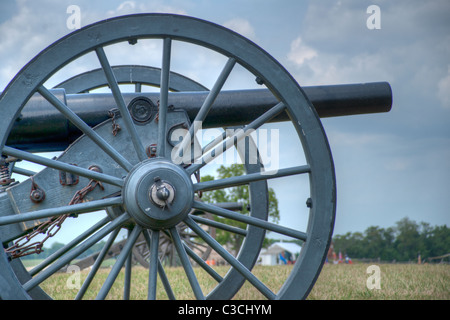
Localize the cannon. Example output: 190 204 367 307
0 14 392 300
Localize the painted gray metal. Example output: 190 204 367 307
0 13 391 300
6 82 392 152
55 65 209 93
0 13 334 300
7 61 270 300
123 159 194 229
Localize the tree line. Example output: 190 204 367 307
332 217 449 262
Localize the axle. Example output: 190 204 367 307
6 82 391 152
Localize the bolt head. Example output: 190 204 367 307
30 189 45 203
156 185 170 201
0 177 15 186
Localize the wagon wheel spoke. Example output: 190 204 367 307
11 166 37 177
147 229 159 300
22 212 130 293
194 201 307 241
95 47 147 162
28 216 112 276
75 228 121 300
184 216 276 300
190 214 247 236
96 224 142 300
183 236 209 252
178 57 236 154
186 102 286 174
37 85 133 171
142 230 175 300
0 197 122 227
157 37 172 158
135 82 142 93
183 243 223 283
2 146 123 187
194 165 310 192
159 236 172 263
123 228 134 300
169 227 205 300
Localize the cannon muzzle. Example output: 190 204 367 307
6 82 391 152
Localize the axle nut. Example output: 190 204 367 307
30 189 45 203
149 181 175 208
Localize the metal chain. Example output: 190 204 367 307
108 108 121 136
5 178 104 259
0 156 16 187
154 100 160 123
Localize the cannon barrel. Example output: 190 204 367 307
6 81 391 152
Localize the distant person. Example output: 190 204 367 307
279 252 287 265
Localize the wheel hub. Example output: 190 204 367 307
123 159 193 229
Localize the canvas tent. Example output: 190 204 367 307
258 242 302 266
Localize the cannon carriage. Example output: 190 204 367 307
0 14 391 300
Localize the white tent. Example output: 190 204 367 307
258 242 302 266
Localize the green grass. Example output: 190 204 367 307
308 263 450 300
37 263 449 300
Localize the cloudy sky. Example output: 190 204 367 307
0 0 449 240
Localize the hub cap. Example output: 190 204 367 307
123 159 193 229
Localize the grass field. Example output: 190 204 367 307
309 263 449 300
35 262 449 300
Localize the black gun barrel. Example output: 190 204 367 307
6 82 392 152
174 81 392 127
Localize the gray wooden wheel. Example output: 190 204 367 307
52 65 264 275
0 14 335 300
5 63 268 299
56 65 215 268
54 65 208 94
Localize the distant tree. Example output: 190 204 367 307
362 226 385 259
423 224 450 258
49 242 65 252
41 242 65 258
381 227 397 261
31 240 107 261
332 217 449 262
394 217 422 261
334 231 364 258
